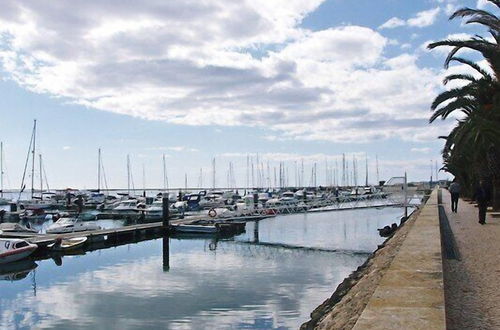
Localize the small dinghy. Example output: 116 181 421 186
48 237 88 251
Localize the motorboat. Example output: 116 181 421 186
0 222 38 233
85 193 106 206
112 200 140 213
48 237 88 251
205 207 236 219
170 223 218 233
0 238 38 264
144 200 182 220
279 191 298 204
46 218 101 234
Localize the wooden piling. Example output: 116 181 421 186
162 197 170 231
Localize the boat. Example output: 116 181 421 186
143 200 183 220
46 218 101 234
171 219 246 235
0 222 38 233
48 237 87 251
112 200 140 213
171 223 218 233
0 238 38 264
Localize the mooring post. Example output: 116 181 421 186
162 197 170 231
162 235 170 272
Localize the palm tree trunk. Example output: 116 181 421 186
493 179 500 211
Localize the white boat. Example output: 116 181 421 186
112 200 139 213
279 191 298 204
0 223 38 233
46 218 101 234
48 237 88 251
0 238 38 264
171 223 218 233
206 207 236 218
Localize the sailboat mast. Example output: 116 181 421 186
162 154 168 190
0 141 3 198
365 154 368 187
39 154 43 197
31 120 37 199
98 148 101 191
127 154 131 196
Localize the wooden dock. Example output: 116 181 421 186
0 213 273 248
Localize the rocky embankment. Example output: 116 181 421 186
301 207 420 330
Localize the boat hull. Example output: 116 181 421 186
0 246 37 264
171 224 218 233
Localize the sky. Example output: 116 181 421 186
0 0 496 190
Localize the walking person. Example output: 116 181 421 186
473 180 491 225
449 180 461 213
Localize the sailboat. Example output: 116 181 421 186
18 120 56 211
0 141 10 204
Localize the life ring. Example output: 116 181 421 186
208 208 217 218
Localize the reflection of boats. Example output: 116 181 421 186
0 259 37 281
48 237 88 251
46 218 101 234
0 238 38 264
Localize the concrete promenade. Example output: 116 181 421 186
352 189 446 329
441 189 500 329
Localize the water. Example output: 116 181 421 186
0 207 407 329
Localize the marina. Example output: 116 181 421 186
0 205 410 328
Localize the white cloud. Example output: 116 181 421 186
411 147 431 153
477 0 496 9
168 146 199 152
379 17 406 29
379 8 441 30
0 1 445 143
408 8 441 27
62 146 71 150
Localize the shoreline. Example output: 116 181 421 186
301 206 421 329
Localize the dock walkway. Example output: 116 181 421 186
352 188 446 329
441 189 500 329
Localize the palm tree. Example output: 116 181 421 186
428 1 500 209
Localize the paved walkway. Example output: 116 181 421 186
441 189 500 329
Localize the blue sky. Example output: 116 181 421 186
0 0 495 189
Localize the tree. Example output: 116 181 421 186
428 0 500 209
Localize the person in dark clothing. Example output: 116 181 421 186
449 180 461 213
0 209 5 223
75 195 84 214
473 180 491 224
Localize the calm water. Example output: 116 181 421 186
0 207 408 329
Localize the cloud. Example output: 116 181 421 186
218 152 367 163
168 146 199 152
408 8 441 27
146 146 198 152
476 0 496 9
0 1 445 143
62 146 71 150
379 8 441 29
410 147 431 153
379 17 406 29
